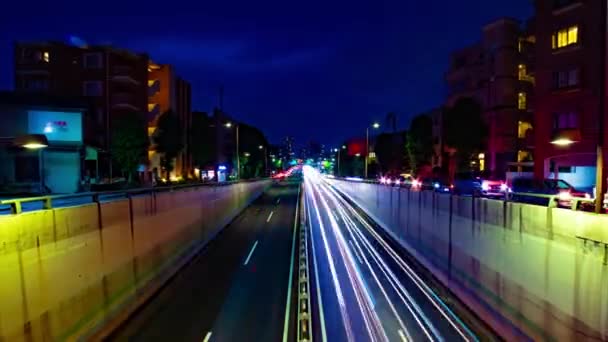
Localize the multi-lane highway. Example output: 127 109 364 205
109 169 491 342
303 166 483 342
109 181 301 342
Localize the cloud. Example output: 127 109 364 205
124 36 330 73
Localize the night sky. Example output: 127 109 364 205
0 0 532 146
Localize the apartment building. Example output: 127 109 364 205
147 63 192 179
14 41 194 180
445 18 536 177
533 0 607 189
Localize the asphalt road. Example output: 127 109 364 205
108 181 301 342
303 167 481 342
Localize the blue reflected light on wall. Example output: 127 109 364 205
28 110 83 143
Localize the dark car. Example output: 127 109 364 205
452 172 507 197
416 177 451 193
509 178 589 208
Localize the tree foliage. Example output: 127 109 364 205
191 112 215 168
153 110 183 179
236 123 268 179
444 97 488 170
111 112 149 183
375 132 406 176
406 114 433 175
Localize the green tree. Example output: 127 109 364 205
191 112 215 169
375 131 406 176
111 112 149 184
236 123 268 179
444 97 488 171
406 114 433 175
153 110 183 180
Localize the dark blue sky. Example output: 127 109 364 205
0 0 532 146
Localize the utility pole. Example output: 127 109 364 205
595 0 607 213
219 84 224 111
365 127 370 179
236 124 240 180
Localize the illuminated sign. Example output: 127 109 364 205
28 110 82 143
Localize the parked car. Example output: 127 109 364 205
415 177 451 193
452 172 507 198
509 178 589 208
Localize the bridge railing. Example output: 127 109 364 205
327 175 606 213
0 179 265 215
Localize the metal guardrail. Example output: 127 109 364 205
0 178 266 215
297 185 313 341
328 175 606 213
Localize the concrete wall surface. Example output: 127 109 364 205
327 178 608 341
0 180 269 341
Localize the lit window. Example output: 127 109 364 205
518 121 533 138
552 25 579 49
518 92 527 110
517 150 531 162
518 64 527 80
43 51 50 63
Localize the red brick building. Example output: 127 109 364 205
533 0 607 190
445 18 535 178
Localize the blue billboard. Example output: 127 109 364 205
28 110 83 143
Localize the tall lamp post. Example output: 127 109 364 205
259 145 268 177
225 122 240 180
551 1 606 213
334 145 346 176
365 122 380 179
14 134 49 193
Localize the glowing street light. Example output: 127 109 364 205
550 138 576 146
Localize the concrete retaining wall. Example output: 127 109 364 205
327 179 608 341
0 181 269 341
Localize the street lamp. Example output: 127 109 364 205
225 122 240 180
365 122 380 179
258 145 268 176
14 134 49 193
334 146 346 176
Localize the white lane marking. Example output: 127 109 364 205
276 198 281 204
267 211 274 222
243 241 259 266
398 329 408 341
282 186 300 342
203 331 212 342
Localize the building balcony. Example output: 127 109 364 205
111 93 139 111
112 66 140 86
148 79 160 97
148 103 160 121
